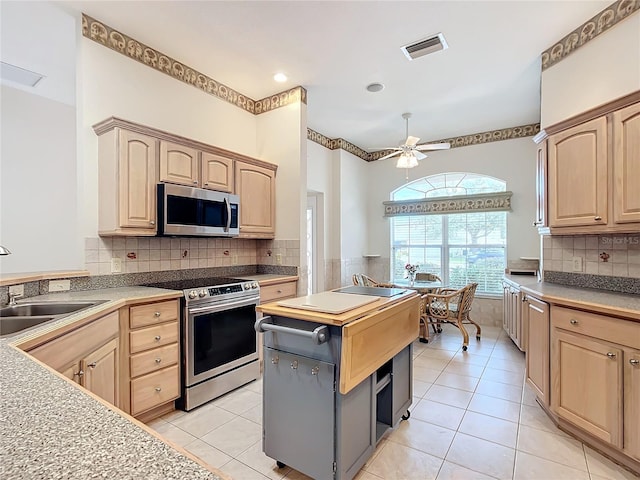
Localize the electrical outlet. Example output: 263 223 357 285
572 256 583 272
49 280 70 292
276 253 283 265
232 254 238 265
111 258 122 273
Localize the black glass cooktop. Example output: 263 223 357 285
143 277 246 290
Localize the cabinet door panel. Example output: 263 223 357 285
526 296 549 405
82 338 119 407
613 103 640 224
235 162 276 236
118 130 157 229
624 348 640 461
552 330 622 446
535 141 547 227
201 152 233 192
548 117 608 227
159 140 199 186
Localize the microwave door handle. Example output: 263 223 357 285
224 197 231 232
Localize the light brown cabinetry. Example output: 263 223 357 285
201 152 233 192
502 281 524 351
551 305 640 466
534 141 547 229
524 294 549 406
159 140 199 187
29 312 121 407
612 102 640 224
123 299 180 419
235 161 276 238
97 128 158 236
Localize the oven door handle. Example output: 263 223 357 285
188 297 258 315
255 316 330 345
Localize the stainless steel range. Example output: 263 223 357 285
145 277 260 411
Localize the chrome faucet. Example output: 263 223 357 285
8 291 22 306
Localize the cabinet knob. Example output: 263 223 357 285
606 352 616 359
594 216 602 221
290 360 298 370
630 359 639 366
154 335 161 341
155 387 162 392
277 289 282 294
532 221 541 226
570 319 579 325
154 311 161 317
150 220 156 225
87 362 97 369
155 358 162 364
271 356 279 364
311 366 319 376
77 370 84 377
204 182 209 186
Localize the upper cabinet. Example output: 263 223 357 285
93 117 276 237
235 161 276 238
536 94 640 235
612 103 640 224
97 127 158 236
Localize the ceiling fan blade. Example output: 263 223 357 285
405 136 420 146
414 151 427 160
415 142 451 151
378 151 402 161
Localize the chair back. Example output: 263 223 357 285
352 273 378 287
415 272 442 282
459 282 478 319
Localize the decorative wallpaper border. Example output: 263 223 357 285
541 0 639 71
309 124 540 162
383 192 512 217
82 14 306 115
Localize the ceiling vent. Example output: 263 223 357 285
401 33 448 61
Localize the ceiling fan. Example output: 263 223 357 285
379 113 450 168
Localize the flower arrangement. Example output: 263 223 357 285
404 263 419 278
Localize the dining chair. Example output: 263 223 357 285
419 282 481 351
415 272 442 282
352 274 394 288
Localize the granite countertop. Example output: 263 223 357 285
1 286 226 480
503 276 640 321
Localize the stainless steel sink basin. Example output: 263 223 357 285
0 300 107 337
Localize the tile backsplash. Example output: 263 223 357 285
542 233 640 278
84 237 300 275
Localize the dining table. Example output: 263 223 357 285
390 279 444 294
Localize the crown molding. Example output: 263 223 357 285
82 14 306 115
541 0 639 71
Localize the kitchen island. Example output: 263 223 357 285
256 287 420 480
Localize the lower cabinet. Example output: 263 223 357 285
551 305 639 467
524 294 549 406
502 281 525 351
29 312 120 407
123 299 181 420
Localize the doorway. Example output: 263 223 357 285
306 192 324 294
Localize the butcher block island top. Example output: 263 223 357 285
257 288 420 395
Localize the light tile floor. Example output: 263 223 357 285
148 326 638 480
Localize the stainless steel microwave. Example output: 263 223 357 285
157 183 240 237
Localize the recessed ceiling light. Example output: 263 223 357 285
366 82 385 93
273 73 287 82
1 61 45 87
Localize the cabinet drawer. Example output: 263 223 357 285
261 281 297 303
131 365 179 416
552 306 639 349
130 300 179 328
130 343 179 378
129 322 178 354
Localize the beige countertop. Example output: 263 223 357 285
1 286 227 480
236 273 298 286
503 276 640 321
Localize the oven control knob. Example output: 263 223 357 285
244 283 250 290
198 289 207 298
188 290 198 299
252 282 258 289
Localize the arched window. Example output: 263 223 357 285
390 173 508 296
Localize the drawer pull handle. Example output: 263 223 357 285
154 335 161 341
594 216 602 221
606 352 616 359
311 366 319 376
630 359 639 366
271 356 279 365
155 387 162 392
87 362 97 369
291 360 298 370
570 319 578 325
155 358 162 364
277 289 282 294
154 311 161 317
150 220 155 225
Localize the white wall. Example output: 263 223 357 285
340 150 369 259
366 138 539 262
541 13 640 127
0 86 80 273
307 140 338 260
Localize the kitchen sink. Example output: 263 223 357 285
0 300 107 337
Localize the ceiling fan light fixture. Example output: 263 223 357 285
366 82 385 93
396 153 418 169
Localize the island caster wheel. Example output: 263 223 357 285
419 338 428 343
276 461 286 469
401 410 411 421
476 335 481 341
437 328 442 333
462 345 468 351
